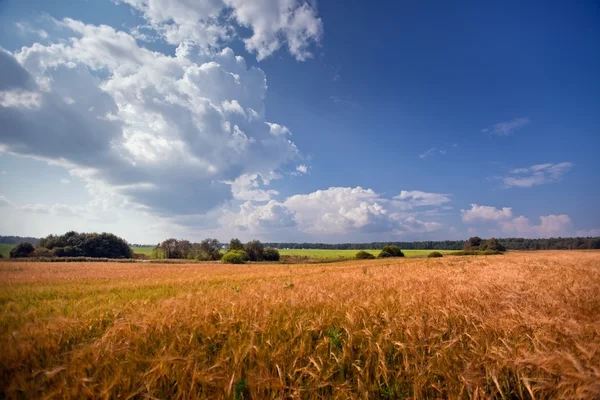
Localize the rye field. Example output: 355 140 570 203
1 251 599 399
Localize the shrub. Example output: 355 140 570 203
428 251 443 258
244 240 264 261
356 250 375 260
222 250 250 264
378 250 392 258
379 245 404 258
9 242 35 258
31 247 55 258
263 248 280 261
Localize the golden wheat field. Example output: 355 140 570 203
1 251 599 399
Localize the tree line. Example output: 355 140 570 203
263 237 600 251
3 233 599 260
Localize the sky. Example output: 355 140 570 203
0 0 599 244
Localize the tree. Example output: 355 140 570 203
464 236 482 251
244 240 264 261
263 248 280 261
199 238 222 260
10 242 35 258
379 245 404 258
229 238 244 251
484 237 506 252
158 238 181 259
428 251 443 258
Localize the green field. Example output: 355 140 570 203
2 244 458 259
278 248 458 258
0 244 13 258
130 246 155 256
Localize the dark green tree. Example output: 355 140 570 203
229 238 244 251
244 240 264 261
9 242 35 258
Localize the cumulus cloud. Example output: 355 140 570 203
500 215 572 238
503 162 573 188
461 204 512 223
223 186 445 237
0 21 300 217
228 173 279 201
117 0 323 61
482 117 529 136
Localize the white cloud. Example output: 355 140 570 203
461 204 512 223
503 162 573 188
224 186 445 237
0 21 300 218
500 215 572 238
296 164 308 174
117 0 323 61
0 196 13 207
482 117 529 136
228 173 279 201
394 190 451 207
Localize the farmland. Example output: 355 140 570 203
1 251 599 398
128 247 461 259
0 244 12 258
278 248 458 259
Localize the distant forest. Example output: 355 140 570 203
263 237 600 251
1 235 599 251
0 236 40 245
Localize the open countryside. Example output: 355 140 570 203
2 251 599 398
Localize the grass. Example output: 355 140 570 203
2 244 458 260
0 243 13 258
278 248 458 259
130 245 155 256
1 251 599 398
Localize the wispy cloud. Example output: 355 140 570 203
503 162 573 188
330 96 361 109
482 117 529 136
419 144 457 159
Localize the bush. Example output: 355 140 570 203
38 231 132 258
31 247 54 258
379 245 404 258
263 248 280 261
9 242 35 258
244 240 264 261
356 250 375 260
222 250 250 264
428 251 443 258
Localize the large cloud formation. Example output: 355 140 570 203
223 187 445 239
117 0 323 60
0 19 300 217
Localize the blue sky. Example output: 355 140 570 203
0 0 598 243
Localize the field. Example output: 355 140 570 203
278 248 458 259
131 245 155 256
3 245 457 259
1 251 599 398
0 243 13 258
